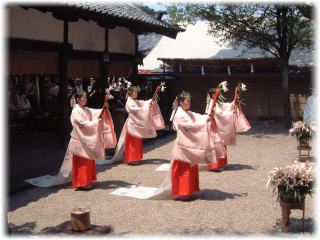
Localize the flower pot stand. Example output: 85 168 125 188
280 200 305 233
297 145 311 161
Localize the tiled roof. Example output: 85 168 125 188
67 2 183 33
20 2 184 38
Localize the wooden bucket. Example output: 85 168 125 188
70 207 91 231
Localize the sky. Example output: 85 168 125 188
144 2 167 11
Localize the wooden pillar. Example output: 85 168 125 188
100 28 109 89
162 61 170 125
131 33 138 77
58 20 69 149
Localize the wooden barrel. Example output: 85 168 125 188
70 207 91 231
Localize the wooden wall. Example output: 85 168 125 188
168 72 312 120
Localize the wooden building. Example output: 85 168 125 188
156 58 312 121
7 3 183 147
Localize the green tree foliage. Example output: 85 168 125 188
165 3 313 126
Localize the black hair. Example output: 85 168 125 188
177 92 186 102
75 90 87 100
207 88 215 98
175 91 191 106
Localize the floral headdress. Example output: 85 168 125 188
170 91 191 121
180 91 191 100
127 86 141 95
78 89 86 96
174 91 191 106
75 89 87 99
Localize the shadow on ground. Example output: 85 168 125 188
270 217 314 235
223 164 257 171
238 121 289 138
143 133 176 154
8 183 72 212
151 189 247 202
195 189 248 201
9 179 132 211
40 221 113 235
95 161 122 173
180 226 249 235
199 163 257 172
8 222 36 234
140 158 170 165
89 180 132 190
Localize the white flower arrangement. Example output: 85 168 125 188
267 161 314 202
289 121 314 142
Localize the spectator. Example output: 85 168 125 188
303 88 318 124
49 80 60 97
14 87 31 118
87 78 95 93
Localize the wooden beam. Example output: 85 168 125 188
52 9 78 22
9 38 72 52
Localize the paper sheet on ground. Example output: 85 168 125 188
110 185 157 199
155 163 170 172
25 174 72 187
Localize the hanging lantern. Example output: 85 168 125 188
201 66 205 75
179 63 182 72
227 66 231 75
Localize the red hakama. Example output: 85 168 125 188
72 155 97 187
124 130 143 163
171 160 200 197
207 146 228 169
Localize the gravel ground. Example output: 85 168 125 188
7 121 316 236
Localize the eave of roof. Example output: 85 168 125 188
158 58 281 68
18 2 184 39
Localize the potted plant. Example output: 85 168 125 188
289 121 314 147
267 161 314 203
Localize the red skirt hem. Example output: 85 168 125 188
171 160 199 197
72 155 97 187
207 146 228 169
207 157 228 169
124 130 143 162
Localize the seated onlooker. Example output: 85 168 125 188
87 78 95 93
48 79 60 116
49 80 60 97
13 87 31 118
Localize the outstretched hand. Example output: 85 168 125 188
149 100 156 107
207 114 213 122
103 101 109 110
